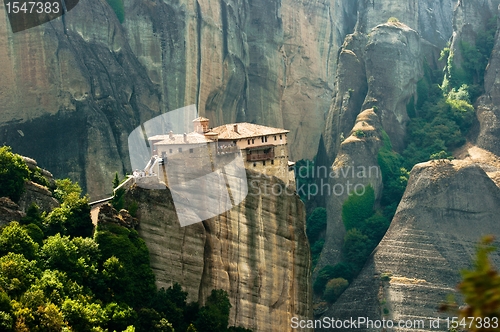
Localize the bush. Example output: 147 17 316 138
342 185 375 231
0 222 38 260
306 207 327 243
106 0 124 23
323 278 349 303
313 263 354 294
94 226 156 307
362 212 390 243
195 289 232 332
343 229 374 272
0 146 29 202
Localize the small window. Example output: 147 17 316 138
263 161 266 166
274 136 277 140
253 162 256 167
189 148 194 153
261 136 264 142
178 148 182 152
248 139 251 145
280 134 282 139
252 139 255 144
169 149 172 153
271 160 274 165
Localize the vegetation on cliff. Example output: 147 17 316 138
0 147 252 332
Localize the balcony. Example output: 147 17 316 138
246 149 274 162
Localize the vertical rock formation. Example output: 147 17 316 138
477 14 500 156
126 170 312 332
317 20 422 273
317 157 500 331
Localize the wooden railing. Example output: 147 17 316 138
246 151 274 161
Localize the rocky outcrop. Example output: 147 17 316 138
318 109 383 268
324 20 421 163
476 14 500 156
318 155 500 331
0 197 25 225
125 170 312 332
17 181 59 214
447 0 499 73
97 203 138 228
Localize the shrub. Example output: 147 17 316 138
342 185 375 231
313 263 354 294
361 212 390 243
0 222 38 260
323 278 349 303
106 0 124 23
306 207 327 243
0 146 30 202
343 229 374 272
354 129 366 138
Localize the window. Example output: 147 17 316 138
271 160 274 165
280 134 282 139
253 162 256 167
169 149 172 153
274 136 276 140
263 161 266 166
261 136 264 142
162 152 166 158
178 148 182 152
252 139 255 144
248 139 251 145
189 148 194 153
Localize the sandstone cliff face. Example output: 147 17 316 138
318 22 422 275
125 171 312 332
318 109 383 269
318 155 500 331
477 14 500 156
0 0 360 200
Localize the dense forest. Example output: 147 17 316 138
0 146 251 332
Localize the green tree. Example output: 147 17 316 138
195 290 232 332
0 146 30 202
53 178 82 203
343 229 374 272
323 278 349 303
0 222 38 260
113 172 121 189
151 283 188 331
106 0 124 23
0 252 40 299
94 226 156 307
44 179 93 238
61 298 107 332
104 302 137 332
342 186 375 231
306 207 327 243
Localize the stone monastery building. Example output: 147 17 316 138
147 117 294 185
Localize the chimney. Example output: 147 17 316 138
233 124 238 133
183 133 187 143
169 131 174 139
